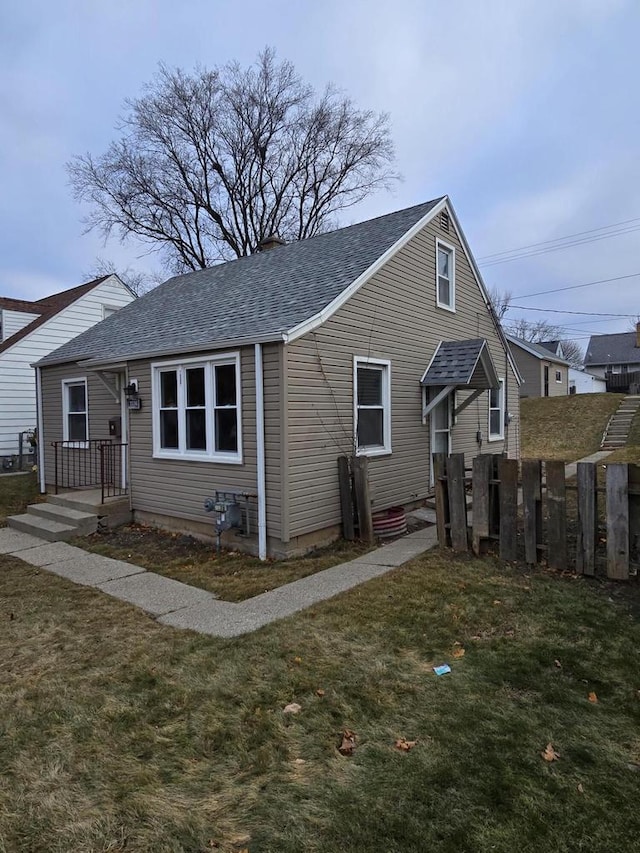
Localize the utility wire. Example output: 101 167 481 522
508 305 636 317
480 225 640 266
513 271 640 300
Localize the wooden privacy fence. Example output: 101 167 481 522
435 452 640 581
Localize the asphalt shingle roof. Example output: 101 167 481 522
585 331 640 366
506 335 570 365
421 338 498 388
37 199 443 366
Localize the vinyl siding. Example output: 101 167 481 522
285 208 520 539
1 309 40 340
512 348 542 398
40 363 122 487
0 277 134 456
126 343 282 540
546 362 569 397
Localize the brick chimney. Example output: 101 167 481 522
258 234 286 252
637 321 640 347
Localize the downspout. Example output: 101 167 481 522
255 343 267 560
35 366 45 494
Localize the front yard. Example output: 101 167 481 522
2 536 640 851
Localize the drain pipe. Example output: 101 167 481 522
255 343 267 560
35 366 46 494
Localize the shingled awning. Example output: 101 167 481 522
420 339 500 419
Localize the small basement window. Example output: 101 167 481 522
436 240 455 311
488 379 505 441
354 357 391 456
62 378 88 445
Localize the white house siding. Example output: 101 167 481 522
569 369 608 393
285 208 520 540
1 309 40 341
0 276 133 457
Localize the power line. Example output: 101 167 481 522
508 305 636 317
513 271 640 300
478 215 640 261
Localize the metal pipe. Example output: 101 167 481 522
35 366 46 493
254 343 267 560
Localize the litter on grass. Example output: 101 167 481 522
433 664 452 676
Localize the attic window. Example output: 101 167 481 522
440 211 450 232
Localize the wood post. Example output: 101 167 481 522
498 457 518 561
576 462 597 576
352 455 374 544
606 463 629 580
472 454 493 555
522 459 542 566
447 453 469 552
337 456 355 541
628 463 640 574
546 461 567 571
433 453 450 547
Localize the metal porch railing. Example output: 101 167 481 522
52 439 128 502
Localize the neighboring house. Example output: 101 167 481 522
35 197 521 558
506 335 570 398
568 368 607 395
0 275 135 466
584 325 640 392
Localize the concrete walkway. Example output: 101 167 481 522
0 525 438 638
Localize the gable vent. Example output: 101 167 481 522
440 210 450 232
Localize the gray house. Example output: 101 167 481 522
585 326 640 391
33 197 520 558
506 335 569 398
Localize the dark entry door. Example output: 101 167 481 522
544 366 549 397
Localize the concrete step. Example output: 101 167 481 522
27 503 97 535
7 513 77 542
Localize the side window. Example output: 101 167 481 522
63 379 88 445
436 240 455 311
555 370 562 383
488 379 505 441
354 357 391 455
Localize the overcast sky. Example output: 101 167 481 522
2 0 639 349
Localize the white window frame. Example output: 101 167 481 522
435 238 456 312
151 352 242 463
62 377 89 447
488 378 505 442
353 356 392 457
555 370 562 383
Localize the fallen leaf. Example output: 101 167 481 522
554 659 562 669
541 743 560 762
338 729 357 756
493 599 502 605
293 656 302 665
283 702 302 714
577 783 584 794
588 692 598 704
452 647 466 659
294 758 306 765
315 689 325 697
394 737 418 752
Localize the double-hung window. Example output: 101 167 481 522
488 379 505 441
436 239 455 311
555 370 562 383
354 357 391 455
153 353 241 462
62 378 88 445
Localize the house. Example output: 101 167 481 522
32 197 521 558
506 335 569 398
0 275 135 468
584 325 640 392
568 368 607 395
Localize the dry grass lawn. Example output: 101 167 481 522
521 393 623 461
2 546 640 852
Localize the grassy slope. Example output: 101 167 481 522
521 393 623 461
1 549 640 852
0 472 39 526
605 406 640 464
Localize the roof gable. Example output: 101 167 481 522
506 335 570 366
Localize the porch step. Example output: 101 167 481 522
47 490 131 528
7 513 77 542
27 503 97 535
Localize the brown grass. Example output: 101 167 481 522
521 393 623 461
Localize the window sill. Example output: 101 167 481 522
487 435 504 443
436 302 456 313
356 446 392 458
153 451 243 465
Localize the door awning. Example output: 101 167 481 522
420 338 500 390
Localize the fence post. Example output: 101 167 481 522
337 456 355 541
472 454 493 555
447 453 468 552
522 459 542 566
606 463 629 580
545 461 567 571
628 463 640 573
498 457 518 561
576 462 597 576
353 455 374 544
433 453 450 546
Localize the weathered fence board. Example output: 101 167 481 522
498 457 518 561
606 463 629 580
546 460 567 571
522 459 542 565
447 453 468 552
353 455 374 544
629 464 640 574
472 454 493 555
337 456 355 541
433 453 450 547
576 462 596 576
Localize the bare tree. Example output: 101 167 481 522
627 315 640 332
487 285 512 320
68 49 399 273
84 257 158 296
506 317 583 367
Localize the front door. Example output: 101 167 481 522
430 392 451 486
